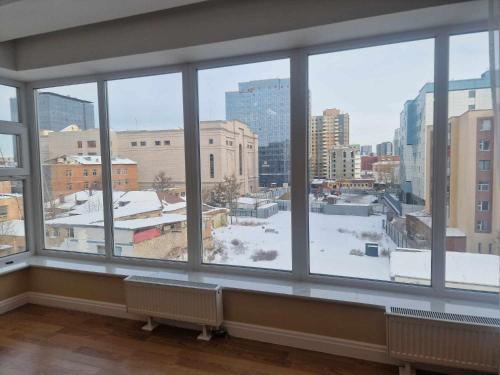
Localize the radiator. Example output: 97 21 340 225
124 276 223 340
386 307 500 374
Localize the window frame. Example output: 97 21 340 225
21 20 497 303
0 77 33 261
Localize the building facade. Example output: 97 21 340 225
398 71 493 204
310 108 350 178
448 110 499 255
42 155 138 198
226 78 290 187
36 92 95 131
39 121 259 194
328 145 361 180
376 141 393 156
360 145 372 156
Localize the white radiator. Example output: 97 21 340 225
124 276 223 340
386 307 500 374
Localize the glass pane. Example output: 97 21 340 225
37 83 105 254
0 180 26 257
107 73 186 261
198 59 291 270
308 39 435 283
0 84 18 122
447 32 499 292
0 134 20 168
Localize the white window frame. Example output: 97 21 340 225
0 77 33 261
18 21 496 303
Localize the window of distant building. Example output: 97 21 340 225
164 140 170 145
87 140 96 148
210 154 214 178
479 160 491 171
0 205 7 220
468 89 476 98
480 118 492 131
66 183 72 191
155 140 161 146
209 138 214 144
84 182 89 189
92 169 97 176
479 139 490 151
77 141 83 149
131 141 137 147
239 144 243 175
478 182 490 191
477 200 489 212
140 141 146 146
65 170 72 177
476 220 489 232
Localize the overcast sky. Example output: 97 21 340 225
0 32 490 157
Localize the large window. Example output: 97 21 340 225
107 73 186 261
0 84 18 122
447 32 499 292
37 83 104 254
308 39 435 283
28 26 498 300
198 59 292 270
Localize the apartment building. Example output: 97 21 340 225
42 155 138 197
448 110 499 255
376 141 393 156
310 108 350 178
328 145 361 180
399 71 492 204
40 120 259 194
360 145 372 156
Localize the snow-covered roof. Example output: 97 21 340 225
47 155 136 165
162 201 186 212
114 214 186 230
390 250 499 287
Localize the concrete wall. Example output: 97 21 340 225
323 204 371 217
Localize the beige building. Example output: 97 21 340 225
372 159 400 185
328 145 361 180
310 108 350 178
448 110 499 255
39 120 259 194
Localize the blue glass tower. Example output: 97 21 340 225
225 78 290 187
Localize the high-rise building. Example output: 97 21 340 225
398 71 492 204
328 145 360 180
310 108 350 178
393 128 401 156
376 141 393 156
448 110 498 255
36 92 95 131
360 145 372 156
225 78 290 187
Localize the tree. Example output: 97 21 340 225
211 175 242 224
152 171 173 192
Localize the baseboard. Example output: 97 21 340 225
27 292 145 321
0 292 29 314
224 320 395 365
0 292 393 365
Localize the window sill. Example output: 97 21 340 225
1 255 498 319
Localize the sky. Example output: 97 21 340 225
0 32 490 156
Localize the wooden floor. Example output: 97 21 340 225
0 305 441 375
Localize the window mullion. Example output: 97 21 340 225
183 65 202 270
97 80 114 260
290 49 309 280
431 32 449 294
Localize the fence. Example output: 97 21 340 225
385 220 408 248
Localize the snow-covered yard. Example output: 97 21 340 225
206 211 397 280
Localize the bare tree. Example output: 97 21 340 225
152 171 173 192
211 175 242 224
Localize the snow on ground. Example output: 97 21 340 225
208 211 396 280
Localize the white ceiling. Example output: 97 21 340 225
0 0 207 42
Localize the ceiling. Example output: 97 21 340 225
0 0 207 42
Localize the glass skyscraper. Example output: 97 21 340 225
225 78 290 187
